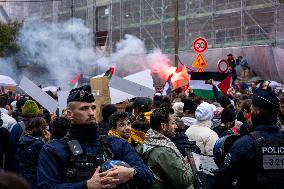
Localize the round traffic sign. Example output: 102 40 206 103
193 38 208 53
217 59 229 73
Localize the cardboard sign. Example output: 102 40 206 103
90 76 110 97
90 76 111 122
19 76 58 113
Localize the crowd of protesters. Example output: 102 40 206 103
0 66 284 188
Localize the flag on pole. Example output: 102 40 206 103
68 73 82 89
104 66 115 80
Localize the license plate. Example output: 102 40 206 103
263 155 284 170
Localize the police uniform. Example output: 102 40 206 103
214 89 284 189
37 85 154 189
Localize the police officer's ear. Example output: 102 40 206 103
66 103 75 120
66 109 72 120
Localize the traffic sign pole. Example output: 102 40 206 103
192 37 208 72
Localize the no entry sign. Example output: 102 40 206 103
193 38 208 53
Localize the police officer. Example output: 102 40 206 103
37 85 153 189
214 88 284 189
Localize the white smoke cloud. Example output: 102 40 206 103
99 34 171 77
109 34 148 76
0 57 18 78
16 18 97 87
1 18 171 87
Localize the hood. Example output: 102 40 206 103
136 144 155 161
193 120 213 128
212 118 221 128
0 108 8 115
18 135 40 149
181 117 197 127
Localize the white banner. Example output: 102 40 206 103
19 76 58 113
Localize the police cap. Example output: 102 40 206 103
252 89 280 112
67 85 95 104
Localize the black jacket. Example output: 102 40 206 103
170 132 201 156
214 125 284 189
0 127 10 169
213 125 235 138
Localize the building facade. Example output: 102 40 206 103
1 0 284 51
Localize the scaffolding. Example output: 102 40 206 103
107 0 284 52
1 0 284 52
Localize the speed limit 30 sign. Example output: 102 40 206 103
193 38 208 53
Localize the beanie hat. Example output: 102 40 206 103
252 89 280 113
221 108 236 124
153 95 163 108
172 102 184 117
22 100 40 117
195 102 215 121
0 96 8 108
182 99 197 114
102 104 117 120
132 97 152 113
133 97 152 108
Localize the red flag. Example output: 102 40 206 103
217 74 232 95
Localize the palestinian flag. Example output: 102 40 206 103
104 66 115 80
190 72 232 100
68 73 82 89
